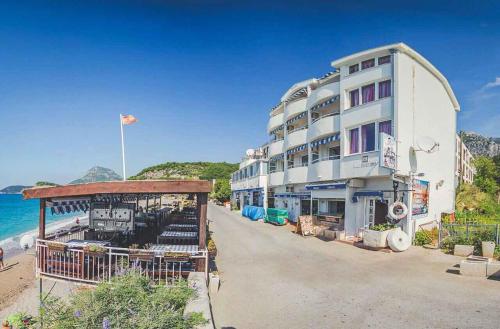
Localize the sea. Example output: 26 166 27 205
0 194 81 242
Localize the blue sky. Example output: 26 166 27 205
0 0 499 186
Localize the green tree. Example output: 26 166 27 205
211 179 231 202
473 156 499 195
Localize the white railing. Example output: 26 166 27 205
36 239 208 285
311 112 339 124
287 125 308 134
311 155 340 164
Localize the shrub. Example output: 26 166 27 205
370 223 397 231
37 272 207 329
414 230 432 246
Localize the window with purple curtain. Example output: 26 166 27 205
379 120 392 136
349 89 359 107
361 123 375 152
349 128 359 154
349 64 359 74
378 55 391 65
361 58 375 70
362 84 375 104
379 80 391 98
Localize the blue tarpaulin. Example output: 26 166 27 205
242 205 266 221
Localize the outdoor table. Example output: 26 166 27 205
66 239 110 249
157 231 198 244
149 244 199 255
166 224 198 231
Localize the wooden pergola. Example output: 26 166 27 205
23 180 212 271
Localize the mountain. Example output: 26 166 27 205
461 132 500 158
0 185 32 194
70 166 122 184
129 162 238 180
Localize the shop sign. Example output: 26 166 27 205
412 179 429 217
380 133 396 170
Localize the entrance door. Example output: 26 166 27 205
374 201 388 225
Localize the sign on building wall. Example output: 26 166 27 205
412 179 429 217
379 133 396 170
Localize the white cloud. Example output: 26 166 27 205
483 77 500 90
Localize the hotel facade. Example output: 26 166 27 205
231 43 459 239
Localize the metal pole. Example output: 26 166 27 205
39 278 43 328
120 114 126 181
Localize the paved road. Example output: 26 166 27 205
208 204 500 329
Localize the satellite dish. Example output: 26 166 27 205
415 136 439 153
246 149 255 157
20 234 35 249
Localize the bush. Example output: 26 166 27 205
441 228 498 256
369 223 397 231
414 230 432 246
37 272 207 329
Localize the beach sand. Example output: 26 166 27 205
0 215 89 314
0 252 35 311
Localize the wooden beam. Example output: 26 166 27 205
23 180 212 199
39 199 46 239
196 193 208 271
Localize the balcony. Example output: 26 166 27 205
267 112 284 134
269 171 285 187
308 114 340 141
286 127 308 149
231 175 265 191
307 81 340 107
285 98 307 120
285 166 308 184
308 157 341 182
268 139 284 157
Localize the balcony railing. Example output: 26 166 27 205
311 112 339 124
287 125 308 134
287 163 308 169
36 239 208 285
312 155 340 164
269 169 284 174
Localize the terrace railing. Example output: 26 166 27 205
439 222 500 246
36 239 208 285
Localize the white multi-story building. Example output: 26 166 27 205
455 134 475 184
232 43 459 239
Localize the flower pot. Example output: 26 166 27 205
363 228 399 248
482 241 496 258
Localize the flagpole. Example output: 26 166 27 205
120 114 126 181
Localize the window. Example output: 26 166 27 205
328 147 340 160
301 155 308 166
269 161 276 173
378 80 391 99
287 155 294 169
244 168 247 178
361 58 375 70
249 166 253 177
361 123 376 152
361 83 375 104
349 128 359 154
312 150 319 162
286 185 294 193
349 64 359 74
349 89 360 107
378 55 391 65
379 120 392 136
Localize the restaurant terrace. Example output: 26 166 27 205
23 180 211 285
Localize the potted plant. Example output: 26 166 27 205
164 252 190 261
83 244 107 258
363 223 399 248
47 241 67 253
129 250 154 262
207 239 217 257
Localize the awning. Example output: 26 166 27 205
47 198 90 215
232 187 264 193
286 111 307 125
275 192 311 199
269 124 284 135
269 153 284 161
287 87 307 102
286 144 307 155
318 71 337 80
306 182 346 190
310 95 340 112
310 133 340 148
352 191 385 203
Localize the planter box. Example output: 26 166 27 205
129 253 154 262
482 241 496 258
363 228 397 248
454 245 474 257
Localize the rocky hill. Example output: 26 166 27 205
70 166 122 184
0 185 32 194
129 162 238 180
461 132 499 158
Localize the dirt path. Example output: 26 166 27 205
0 253 35 311
208 204 500 329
